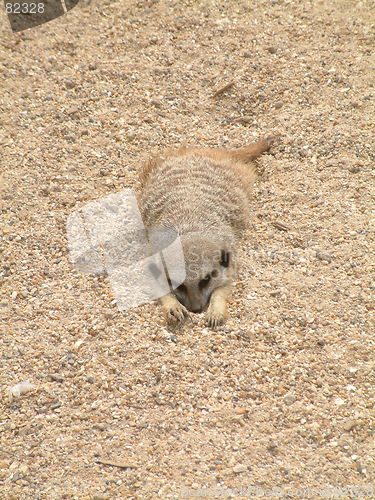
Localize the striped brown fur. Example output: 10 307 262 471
136 137 272 327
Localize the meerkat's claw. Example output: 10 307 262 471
205 286 229 328
159 293 190 325
206 303 227 328
166 303 190 325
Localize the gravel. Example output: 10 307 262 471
1 0 375 499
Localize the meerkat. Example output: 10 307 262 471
136 138 273 327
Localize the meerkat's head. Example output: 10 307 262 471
172 233 236 313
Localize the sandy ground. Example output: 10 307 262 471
1 0 375 498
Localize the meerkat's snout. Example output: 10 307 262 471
173 237 235 314
175 267 221 313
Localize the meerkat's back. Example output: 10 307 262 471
137 138 272 327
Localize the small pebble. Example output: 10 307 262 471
37 407 49 414
239 115 252 124
267 441 278 451
65 80 75 90
66 105 79 115
19 465 28 475
232 414 244 423
150 98 162 108
347 165 360 173
176 124 183 133
316 250 332 263
10 471 20 483
103 309 115 320
18 425 31 436
233 464 247 473
267 45 278 54
274 101 283 109
283 394 296 406
335 398 346 406
343 420 357 432
93 423 106 431
9 381 35 403
312 199 324 207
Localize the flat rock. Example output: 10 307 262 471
233 464 247 473
283 394 297 406
343 420 357 432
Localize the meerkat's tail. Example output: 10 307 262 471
146 137 275 175
228 136 274 163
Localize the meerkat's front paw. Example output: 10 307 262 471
205 285 230 328
166 302 190 325
159 293 190 326
206 302 228 328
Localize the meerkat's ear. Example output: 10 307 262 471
220 250 230 268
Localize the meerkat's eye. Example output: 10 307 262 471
176 284 187 294
220 250 230 268
199 273 212 290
